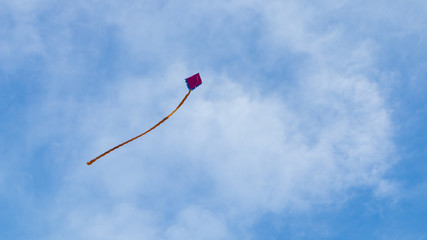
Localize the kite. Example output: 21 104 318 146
86 73 202 166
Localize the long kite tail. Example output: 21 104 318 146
87 89 192 166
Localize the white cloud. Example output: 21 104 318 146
165 206 229 240
48 203 160 240
45 64 393 238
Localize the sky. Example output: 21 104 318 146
1 0 426 239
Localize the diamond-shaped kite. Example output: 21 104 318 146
87 73 202 165
186 73 202 90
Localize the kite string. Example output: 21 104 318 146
87 89 192 166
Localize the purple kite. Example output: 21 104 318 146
87 73 202 166
186 73 202 90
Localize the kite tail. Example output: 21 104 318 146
87 89 192 166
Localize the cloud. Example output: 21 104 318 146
165 206 229 240
48 203 160 240
44 65 393 238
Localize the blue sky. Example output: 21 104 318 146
1 0 426 239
